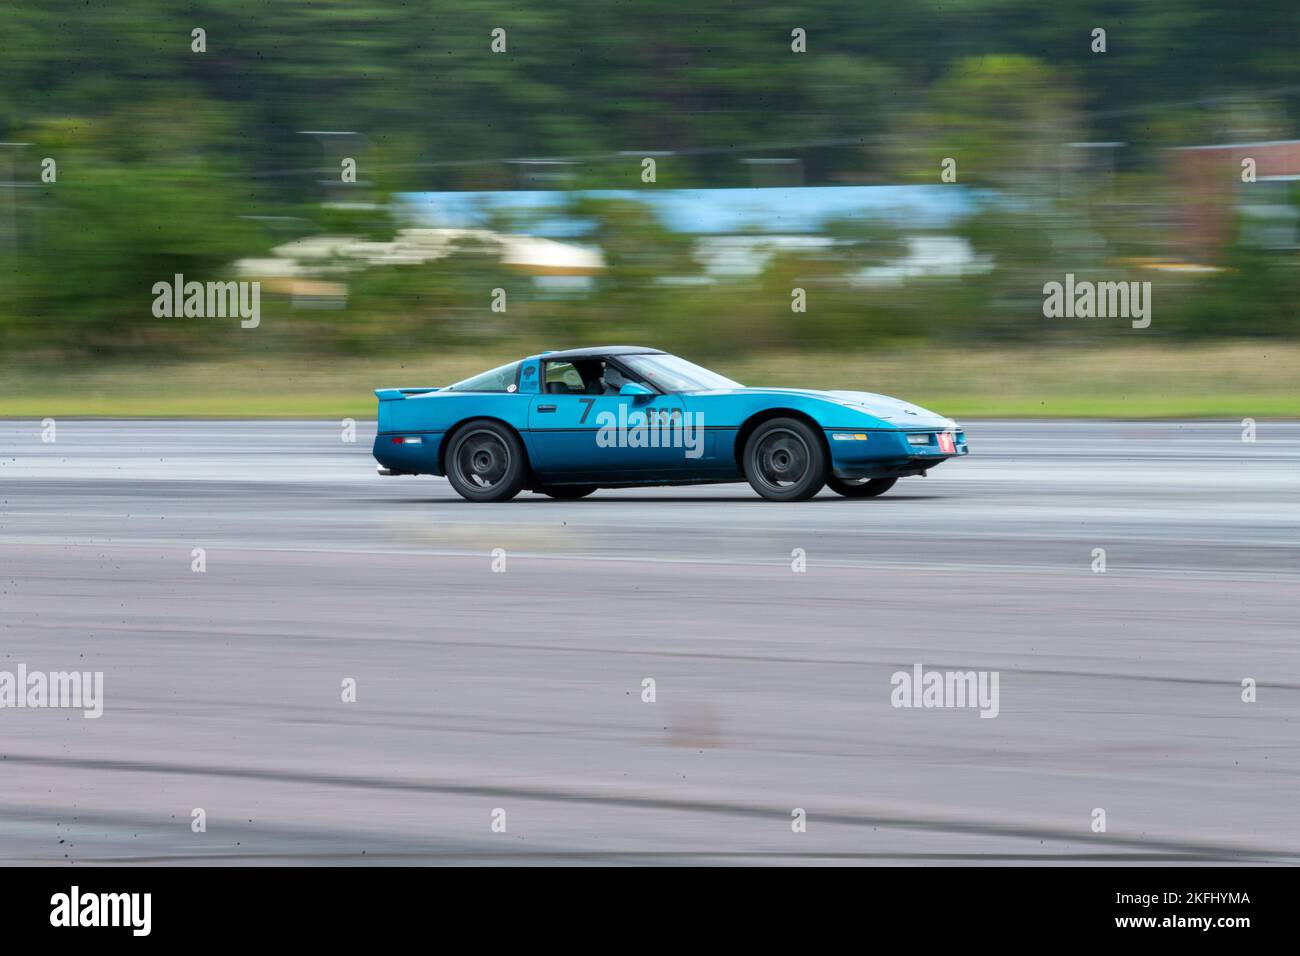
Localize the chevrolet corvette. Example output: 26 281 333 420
373 346 968 501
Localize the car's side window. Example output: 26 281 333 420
447 361 521 393
543 361 596 395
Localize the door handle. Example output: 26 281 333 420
537 404 557 413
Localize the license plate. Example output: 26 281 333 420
937 432 956 454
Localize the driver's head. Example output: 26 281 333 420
602 363 628 391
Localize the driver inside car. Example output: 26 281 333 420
600 363 631 395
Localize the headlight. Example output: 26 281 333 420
906 433 932 446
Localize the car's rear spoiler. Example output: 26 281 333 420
375 387 441 402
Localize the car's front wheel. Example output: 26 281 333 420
827 476 898 498
445 420 529 502
536 485 598 499
743 417 827 501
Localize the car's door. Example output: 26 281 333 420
527 360 688 479
677 392 738 477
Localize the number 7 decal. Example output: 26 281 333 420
578 398 595 424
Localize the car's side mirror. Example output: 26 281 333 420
619 382 653 399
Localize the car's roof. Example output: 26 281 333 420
528 345 664 362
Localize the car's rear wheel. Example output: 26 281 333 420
743 417 827 501
827 476 898 498
445 420 528 502
536 484 598 499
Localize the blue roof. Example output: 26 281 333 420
399 185 985 238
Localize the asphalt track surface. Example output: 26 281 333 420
1 419 1298 865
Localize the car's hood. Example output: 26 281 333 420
724 387 955 428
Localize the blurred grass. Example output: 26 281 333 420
1 342 1296 419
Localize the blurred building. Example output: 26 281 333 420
401 185 993 284
1169 139 1300 262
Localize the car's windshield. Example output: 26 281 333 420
445 361 521 392
622 354 742 392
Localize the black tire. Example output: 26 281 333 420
742 417 827 501
827 476 898 498
444 419 529 502
536 485 598 499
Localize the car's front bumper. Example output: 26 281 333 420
825 428 969 480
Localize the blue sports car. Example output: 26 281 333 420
373 346 968 502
